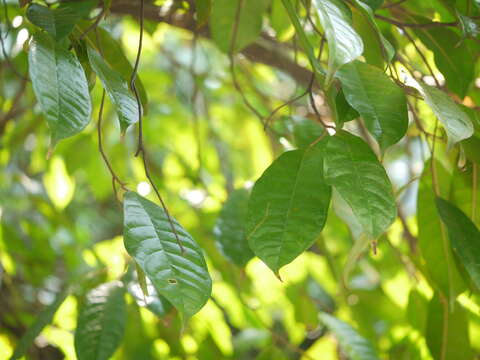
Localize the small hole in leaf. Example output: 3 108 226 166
168 279 177 284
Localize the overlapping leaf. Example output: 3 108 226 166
28 33 91 144
319 312 379 360
336 60 408 150
246 141 331 275
123 191 212 319
436 197 480 290
324 131 396 239
75 281 126 360
214 188 254 267
312 0 363 83
87 46 139 133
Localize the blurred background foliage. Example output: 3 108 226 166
1 0 480 359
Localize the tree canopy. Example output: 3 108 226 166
1 0 480 359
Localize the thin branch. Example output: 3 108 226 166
375 14 459 28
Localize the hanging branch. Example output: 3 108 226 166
130 0 185 253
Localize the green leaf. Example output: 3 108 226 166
210 0 270 53
28 32 91 144
336 61 408 150
412 22 475 97
292 117 324 148
196 0 212 28
123 191 212 319
26 2 96 41
426 293 472 360
75 281 126 360
87 46 139 133
270 0 292 40
436 197 480 290
214 188 254 267
9 289 69 360
324 131 396 239
246 141 331 275
319 312 379 360
414 81 473 147
312 0 364 84
359 0 384 10
417 160 465 300
76 25 148 113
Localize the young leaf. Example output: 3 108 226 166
210 0 270 53
28 33 91 145
312 0 363 84
324 131 396 239
26 1 96 41
214 188 254 267
75 281 126 360
123 191 212 319
426 293 472 360
336 60 408 151
436 197 480 290
87 46 139 133
9 289 69 360
246 141 331 275
319 312 379 360
414 81 473 147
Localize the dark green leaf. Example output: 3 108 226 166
75 281 126 360
123 191 212 319
426 293 472 360
28 32 91 144
214 188 254 267
26 2 96 41
246 141 331 275
324 131 396 239
9 289 69 360
210 0 270 53
319 312 379 360
87 46 139 133
196 0 211 28
312 0 364 83
292 117 324 148
336 60 408 150
436 197 480 290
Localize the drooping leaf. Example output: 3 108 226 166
246 141 331 275
319 312 379 360
336 60 408 150
26 1 96 41
324 131 396 239
336 89 360 125
312 0 364 84
28 32 92 144
9 289 69 360
75 281 126 360
87 46 139 133
123 191 212 319
210 0 270 53
426 293 472 360
413 81 473 147
436 197 480 290
417 160 465 300
214 188 254 267
75 25 148 112
292 117 324 148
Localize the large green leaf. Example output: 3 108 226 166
214 188 254 267
246 141 331 275
324 131 396 239
319 312 379 360
87 46 139 133
426 293 472 360
123 191 212 319
417 161 465 300
312 0 363 83
75 281 126 360
28 33 91 144
414 81 473 147
26 2 96 41
436 197 480 290
210 0 270 53
9 289 69 360
336 61 408 150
